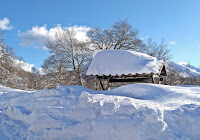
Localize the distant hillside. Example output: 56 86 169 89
0 57 45 90
168 61 200 77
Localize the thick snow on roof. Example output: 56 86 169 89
87 49 163 76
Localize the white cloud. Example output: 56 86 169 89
169 41 176 45
19 25 57 49
68 25 91 42
19 25 91 49
0 17 13 30
140 36 150 40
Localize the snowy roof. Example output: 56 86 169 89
87 50 165 76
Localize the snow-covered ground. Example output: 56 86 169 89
0 84 200 140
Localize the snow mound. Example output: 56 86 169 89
110 83 170 100
87 49 164 76
0 84 200 139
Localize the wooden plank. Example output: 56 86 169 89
109 78 151 83
97 74 153 79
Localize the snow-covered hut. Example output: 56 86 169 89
87 50 167 90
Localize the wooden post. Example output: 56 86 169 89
151 75 155 84
107 78 110 90
98 78 105 91
96 77 99 90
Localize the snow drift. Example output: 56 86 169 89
0 84 200 139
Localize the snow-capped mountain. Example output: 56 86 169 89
168 61 200 77
13 59 35 73
13 59 45 75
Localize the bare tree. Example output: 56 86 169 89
42 29 92 86
87 20 146 51
0 31 15 65
0 31 14 85
0 31 42 90
88 20 172 60
145 38 172 60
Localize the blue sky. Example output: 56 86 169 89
1 0 200 68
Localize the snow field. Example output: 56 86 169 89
0 84 200 139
